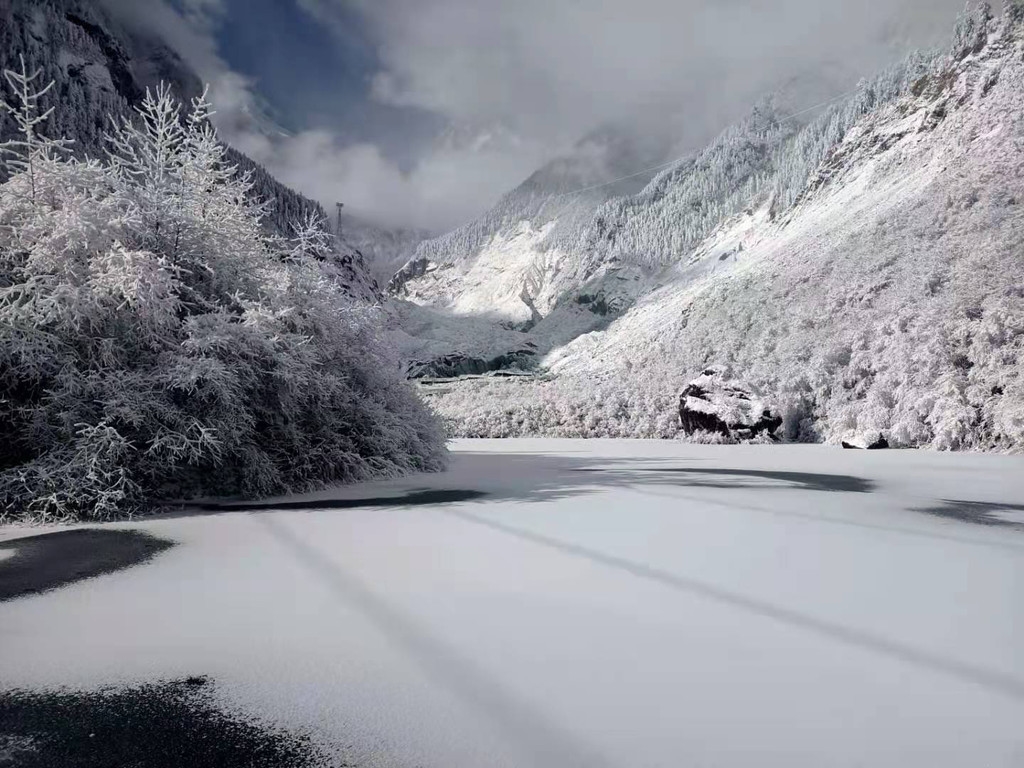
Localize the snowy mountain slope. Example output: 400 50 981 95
386 301 539 379
390 42 942 372
0 0 203 153
389 124 674 303
340 214 431 286
0 0 377 299
383 125 686 374
426 6 1024 451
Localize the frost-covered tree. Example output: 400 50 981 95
0 0 360 271
0 67 445 522
951 2 995 59
0 57 75 203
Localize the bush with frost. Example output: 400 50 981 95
0 64 445 522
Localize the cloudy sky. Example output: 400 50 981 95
105 0 967 233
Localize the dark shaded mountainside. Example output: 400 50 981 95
0 0 376 298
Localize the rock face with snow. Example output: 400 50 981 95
387 24 947 381
678 369 782 441
396 123 675 310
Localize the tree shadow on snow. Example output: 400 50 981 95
177 454 1024 734
256 516 615 768
195 489 489 514
180 454 872 519
0 529 175 602
434 507 1024 702
172 454 1020 553
914 499 1024 530
572 466 874 494
238 457 1024 715
198 454 1024 559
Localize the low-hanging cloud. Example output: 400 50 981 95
242 129 551 233
352 0 966 141
107 0 969 232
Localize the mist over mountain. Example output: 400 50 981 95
66 0 970 233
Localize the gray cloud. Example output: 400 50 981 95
240 128 551 232
357 0 965 142
106 0 970 232
100 0 263 138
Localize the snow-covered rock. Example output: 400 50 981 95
678 369 782 441
840 432 891 450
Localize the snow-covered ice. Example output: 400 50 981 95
2 439 1023 767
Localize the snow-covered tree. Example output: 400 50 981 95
0 67 445 522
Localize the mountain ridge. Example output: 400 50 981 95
405 3 1024 450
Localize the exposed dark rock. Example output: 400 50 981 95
387 256 431 295
407 349 536 379
575 293 611 316
841 434 890 450
678 368 782 440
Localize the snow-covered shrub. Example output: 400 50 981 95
0 67 445 522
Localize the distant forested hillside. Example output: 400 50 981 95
0 0 375 299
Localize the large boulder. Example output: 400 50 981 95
678 368 782 440
840 431 890 450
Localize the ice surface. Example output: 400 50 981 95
2 439 1023 767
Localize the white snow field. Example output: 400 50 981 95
2 439 1024 767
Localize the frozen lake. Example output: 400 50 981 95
2 439 1024 767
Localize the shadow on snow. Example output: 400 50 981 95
0 529 175 602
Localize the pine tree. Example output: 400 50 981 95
0 57 73 203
